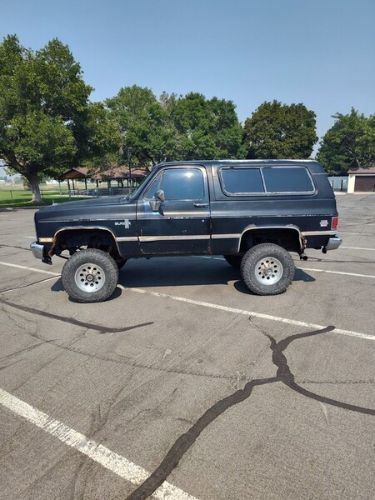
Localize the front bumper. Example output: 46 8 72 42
324 236 342 251
30 242 44 260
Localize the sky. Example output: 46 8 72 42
1 0 375 148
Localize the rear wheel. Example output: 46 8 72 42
62 248 119 303
224 254 242 269
240 243 295 296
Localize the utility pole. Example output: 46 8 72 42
127 147 132 187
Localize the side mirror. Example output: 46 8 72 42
155 189 165 202
149 189 165 213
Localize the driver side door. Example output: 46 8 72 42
136 166 211 254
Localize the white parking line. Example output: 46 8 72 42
120 286 375 342
0 260 374 341
0 261 60 276
301 267 375 279
341 246 375 251
0 388 197 500
201 256 375 280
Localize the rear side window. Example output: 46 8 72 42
220 168 265 194
263 167 314 193
219 166 315 195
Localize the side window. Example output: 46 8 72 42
159 168 206 200
142 173 162 200
262 167 314 193
219 168 265 195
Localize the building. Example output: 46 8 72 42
347 167 375 193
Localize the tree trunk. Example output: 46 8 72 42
26 173 42 204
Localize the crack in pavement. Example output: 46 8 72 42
0 276 57 294
1 302 258 383
0 243 30 251
0 297 153 334
126 324 375 500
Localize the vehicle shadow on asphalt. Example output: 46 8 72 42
51 279 123 302
51 258 315 298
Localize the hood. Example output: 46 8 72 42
38 195 128 212
35 195 136 227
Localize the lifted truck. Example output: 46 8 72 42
31 160 342 302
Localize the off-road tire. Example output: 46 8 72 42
224 254 242 269
240 243 295 296
62 248 119 303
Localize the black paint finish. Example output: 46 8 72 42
33 160 339 259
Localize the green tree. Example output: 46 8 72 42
0 35 93 202
169 92 245 160
106 85 176 166
243 100 317 159
317 109 375 174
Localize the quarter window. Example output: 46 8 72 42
263 167 314 193
220 168 265 194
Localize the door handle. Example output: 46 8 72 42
194 202 208 208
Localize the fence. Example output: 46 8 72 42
328 176 348 192
69 186 136 197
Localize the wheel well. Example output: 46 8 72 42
239 228 302 254
51 229 121 260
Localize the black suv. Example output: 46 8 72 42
31 160 341 302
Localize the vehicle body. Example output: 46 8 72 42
31 160 342 302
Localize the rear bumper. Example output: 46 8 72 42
30 242 44 260
325 236 342 251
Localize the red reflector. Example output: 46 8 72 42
331 216 339 230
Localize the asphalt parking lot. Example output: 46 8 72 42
0 194 374 500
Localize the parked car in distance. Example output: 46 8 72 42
31 160 341 302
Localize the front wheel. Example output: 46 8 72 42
240 243 295 296
61 248 119 303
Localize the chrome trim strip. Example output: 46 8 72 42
139 235 210 242
212 233 240 239
164 211 209 217
137 212 208 218
116 236 139 242
302 231 337 236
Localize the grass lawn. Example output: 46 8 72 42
0 187 91 207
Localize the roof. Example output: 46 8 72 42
153 159 319 173
348 167 375 175
60 167 90 179
158 159 317 166
91 166 148 180
60 166 148 181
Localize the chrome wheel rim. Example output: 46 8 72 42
74 263 105 292
255 257 283 285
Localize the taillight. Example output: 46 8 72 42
331 216 339 231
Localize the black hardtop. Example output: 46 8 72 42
154 159 324 174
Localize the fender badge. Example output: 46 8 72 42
115 219 132 229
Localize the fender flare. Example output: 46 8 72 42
49 226 121 256
238 224 305 253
